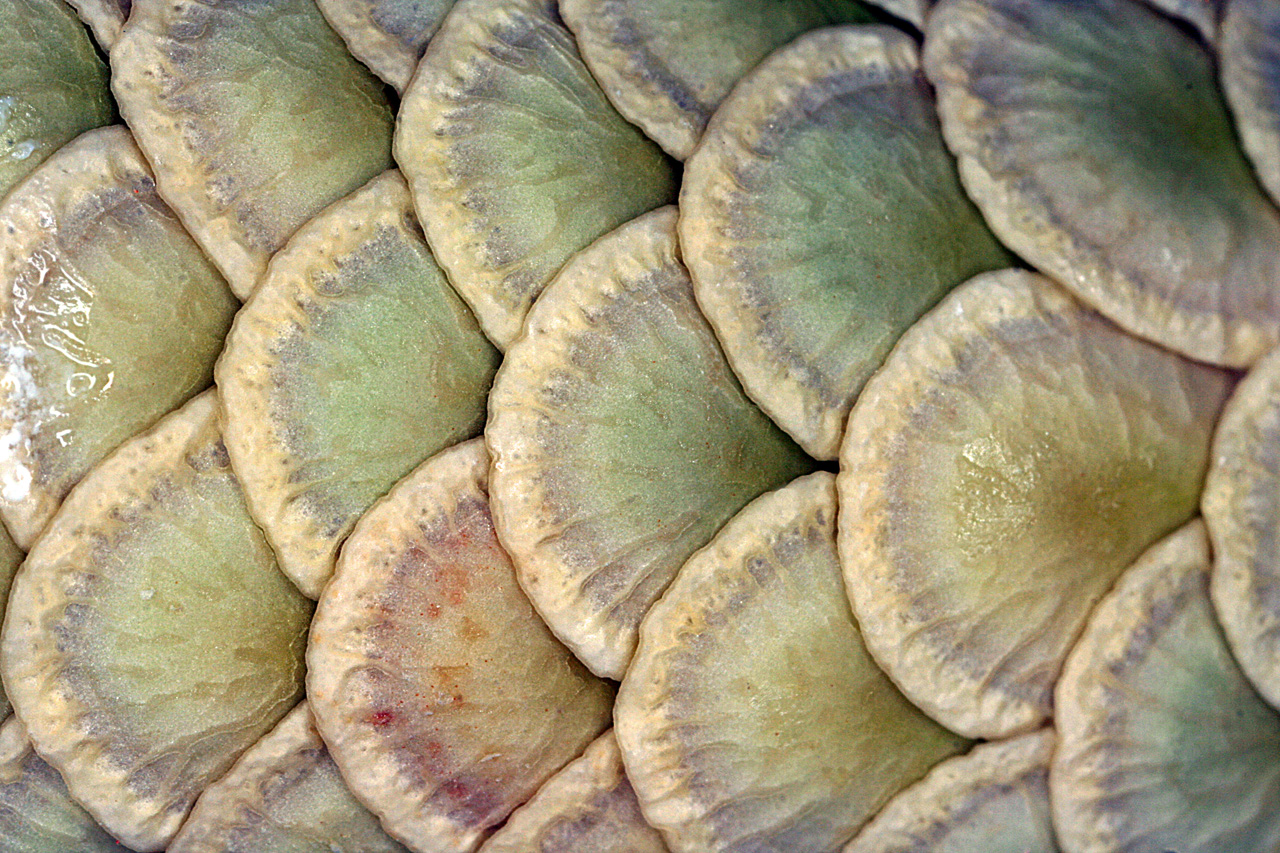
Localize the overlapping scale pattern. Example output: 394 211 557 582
0 2 1274 851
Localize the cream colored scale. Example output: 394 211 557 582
0 717 133 853
487 207 813 679
317 0 456 92
1 393 314 852
112 0 395 299
617 472 966 853
480 732 669 853
839 269 1232 738
395 0 677 349
1053 521 1280 852
217 170 499 598
0 127 237 548
926 0 1280 366
167 702 412 853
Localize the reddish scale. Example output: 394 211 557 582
363 494 532 832
440 780 470 800
412 744 503 829
409 522 477 608
434 775 505 829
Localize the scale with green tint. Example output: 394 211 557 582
307 440 613 853
0 718 131 853
0 127 237 549
682 25 1012 459
617 473 966 853
925 0 1280 367
394 0 677 349
846 731 1058 853
486 208 813 680
563 0 885 158
1053 521 1280 853
839 270 1234 739
111 0 394 298
167 703 411 853
1203 347 1280 713
0 393 314 853
0 0 112 203
218 172 499 598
